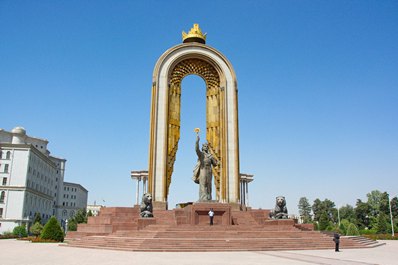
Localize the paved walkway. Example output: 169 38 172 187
1 239 397 265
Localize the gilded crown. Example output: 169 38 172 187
182 24 207 44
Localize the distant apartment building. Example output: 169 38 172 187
61 182 88 218
0 127 88 233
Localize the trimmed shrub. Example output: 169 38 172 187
0 231 17 239
360 228 377 235
363 234 398 240
30 222 44 237
346 223 360 236
13 225 28 237
41 216 64 242
67 219 77 231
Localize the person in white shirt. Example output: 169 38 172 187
208 208 214 225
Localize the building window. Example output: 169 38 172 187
4 164 9 173
0 191 5 203
0 151 2 159
6 152 11 160
2 178 6 185
0 208 3 217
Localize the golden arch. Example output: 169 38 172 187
148 43 240 208
167 58 223 200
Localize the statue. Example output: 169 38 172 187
140 193 154 218
269 196 289 219
192 128 218 201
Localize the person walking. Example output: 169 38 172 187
208 208 214 225
333 232 340 252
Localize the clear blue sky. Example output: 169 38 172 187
1 1 397 214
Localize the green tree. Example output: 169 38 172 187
41 216 64 242
30 222 43 238
312 199 322 222
13 225 28 237
379 192 390 215
339 204 355 223
367 190 383 216
355 199 370 229
87 210 93 217
376 212 388 234
298 197 312 223
391 196 398 218
312 198 337 223
318 212 330 231
33 212 42 225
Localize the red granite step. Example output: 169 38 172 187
65 206 383 252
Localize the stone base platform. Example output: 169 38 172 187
65 205 383 252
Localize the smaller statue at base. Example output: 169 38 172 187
140 193 154 218
269 196 289 219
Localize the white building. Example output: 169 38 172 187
0 127 88 233
86 204 104 216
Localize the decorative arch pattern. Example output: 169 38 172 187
165 58 222 198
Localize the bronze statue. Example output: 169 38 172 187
269 196 289 219
140 193 154 218
192 134 218 201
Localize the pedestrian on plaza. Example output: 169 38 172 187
208 208 214 225
333 232 340 252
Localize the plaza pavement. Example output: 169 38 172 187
1 239 397 265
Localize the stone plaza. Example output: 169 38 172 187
1 239 397 265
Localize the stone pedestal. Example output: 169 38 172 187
138 217 156 229
191 203 231 226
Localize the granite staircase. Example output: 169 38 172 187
65 206 383 252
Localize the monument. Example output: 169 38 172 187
65 24 380 252
148 24 241 209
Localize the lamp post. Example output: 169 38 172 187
388 193 395 237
